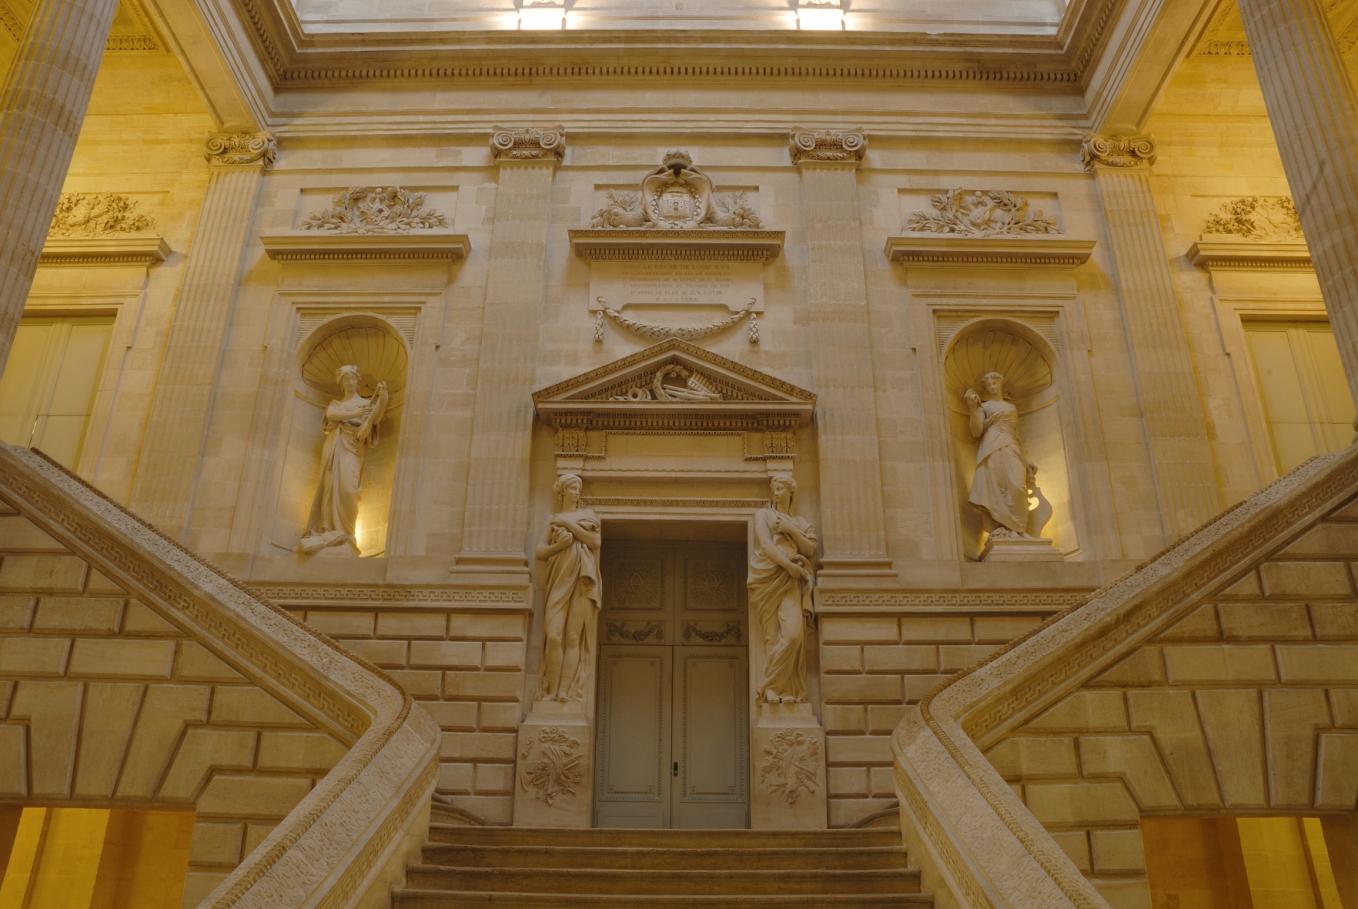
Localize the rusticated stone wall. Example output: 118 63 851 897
0 505 349 907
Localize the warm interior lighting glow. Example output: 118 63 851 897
1142 816 1358 909
797 3 843 29
519 3 565 29
0 807 195 909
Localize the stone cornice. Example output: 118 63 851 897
248 582 531 610
39 236 171 268
260 232 472 262
569 228 784 262
790 127 867 165
1187 237 1313 271
1080 132 1156 170
885 236 1096 268
223 0 1129 91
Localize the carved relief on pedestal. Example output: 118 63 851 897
300 187 449 234
759 729 821 806
49 193 154 237
906 188 1061 237
945 323 1068 562
518 726 587 806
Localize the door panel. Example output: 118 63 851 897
673 647 748 828
594 647 670 828
596 540 748 828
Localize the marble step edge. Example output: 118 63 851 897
393 890 932 908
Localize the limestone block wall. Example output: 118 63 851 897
0 507 351 907
987 501 1358 909
291 604 528 824
820 610 1050 827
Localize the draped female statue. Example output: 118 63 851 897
300 364 387 555
748 475 818 704
964 371 1035 537
534 474 602 704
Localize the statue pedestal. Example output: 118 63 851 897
512 702 593 828
981 535 1062 562
750 702 828 829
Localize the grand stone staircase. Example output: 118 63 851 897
393 823 930 907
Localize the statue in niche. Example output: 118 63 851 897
748 475 818 704
963 371 1053 541
300 364 388 556
534 474 602 705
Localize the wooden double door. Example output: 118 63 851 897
594 540 750 828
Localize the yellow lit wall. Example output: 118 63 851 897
1144 816 1358 909
0 807 194 909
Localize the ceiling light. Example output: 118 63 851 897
519 0 564 29
798 0 843 29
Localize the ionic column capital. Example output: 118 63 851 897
1081 133 1157 172
789 127 867 166
204 131 277 169
490 126 566 164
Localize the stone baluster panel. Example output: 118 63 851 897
128 133 275 539
1083 135 1220 542
0 0 121 370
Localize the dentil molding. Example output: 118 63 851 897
40 236 172 268
1187 239 1312 271
260 232 471 262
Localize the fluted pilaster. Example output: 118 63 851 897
454 127 563 572
1084 135 1220 541
129 133 275 538
0 0 120 370
790 128 892 575
1234 0 1358 404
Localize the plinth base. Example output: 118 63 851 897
513 707 593 828
751 702 828 829
981 535 1063 562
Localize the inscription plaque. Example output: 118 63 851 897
589 259 764 313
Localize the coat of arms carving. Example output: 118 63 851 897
590 151 762 230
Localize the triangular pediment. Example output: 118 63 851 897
533 339 815 421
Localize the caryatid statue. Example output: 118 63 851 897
300 364 387 555
534 474 602 705
748 475 818 704
964 371 1041 538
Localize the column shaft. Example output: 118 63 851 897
0 0 120 370
456 128 563 571
129 134 274 538
790 129 892 574
1085 136 1220 540
1234 0 1358 403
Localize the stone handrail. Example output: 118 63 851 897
0 445 440 909
892 445 1358 909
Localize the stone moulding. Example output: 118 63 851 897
260 232 472 262
39 236 172 268
244 583 532 610
1187 237 1312 271
0 445 439 909
569 228 784 262
884 236 1096 268
891 446 1358 909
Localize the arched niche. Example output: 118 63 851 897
274 314 408 557
942 319 1076 561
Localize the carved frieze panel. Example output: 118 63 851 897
905 188 1061 237
49 193 155 237
1202 196 1303 241
300 187 450 234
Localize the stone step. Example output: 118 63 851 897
404 865 921 896
427 825 903 850
393 890 932 909
419 842 911 871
